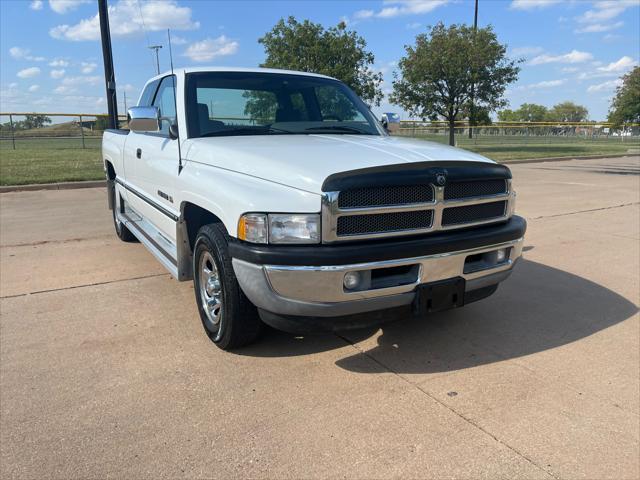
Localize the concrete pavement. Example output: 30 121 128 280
1 157 638 479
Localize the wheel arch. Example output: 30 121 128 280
104 160 116 180
181 202 227 251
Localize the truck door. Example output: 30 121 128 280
124 75 180 243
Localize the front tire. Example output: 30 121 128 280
193 223 263 350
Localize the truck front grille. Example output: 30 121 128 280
338 185 434 209
322 166 513 243
337 210 433 236
442 201 507 226
444 180 507 200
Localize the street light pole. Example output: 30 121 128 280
469 0 478 139
98 0 118 129
149 45 163 75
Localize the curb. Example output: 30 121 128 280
0 180 106 193
0 154 637 193
501 154 635 165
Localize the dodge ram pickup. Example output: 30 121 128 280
103 67 526 350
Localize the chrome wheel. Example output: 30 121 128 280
199 251 222 325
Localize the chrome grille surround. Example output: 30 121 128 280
321 179 514 243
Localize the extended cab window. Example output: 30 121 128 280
153 76 177 135
185 72 381 138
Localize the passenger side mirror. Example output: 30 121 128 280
127 106 160 133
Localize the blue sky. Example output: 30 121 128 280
1 0 638 120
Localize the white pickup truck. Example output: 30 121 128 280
103 67 526 350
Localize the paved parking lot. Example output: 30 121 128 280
1 156 639 479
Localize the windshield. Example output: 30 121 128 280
185 71 383 138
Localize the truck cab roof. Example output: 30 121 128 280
147 66 337 83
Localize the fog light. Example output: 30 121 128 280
343 271 361 290
496 248 508 263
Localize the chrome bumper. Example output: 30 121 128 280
232 238 524 318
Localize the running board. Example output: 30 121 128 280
117 209 180 279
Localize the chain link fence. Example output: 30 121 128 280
1 113 638 186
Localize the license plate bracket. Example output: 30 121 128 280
413 277 466 316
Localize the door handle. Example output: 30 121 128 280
136 148 142 159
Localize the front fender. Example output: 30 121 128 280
177 160 322 238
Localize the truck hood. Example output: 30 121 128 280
184 134 495 194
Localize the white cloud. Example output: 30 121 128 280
9 47 28 59
406 22 422 29
530 49 593 65
50 0 199 41
49 59 69 67
17 67 41 78
530 79 566 88
80 62 97 74
170 35 188 45
183 36 239 62
54 85 75 94
28 84 40 92
510 0 561 10
561 66 579 73
9 82 18 89
349 0 449 21
517 78 567 90
598 56 637 72
575 21 623 33
380 0 449 18
353 9 374 20
9 47 45 62
62 75 101 86
587 78 623 93
50 69 66 79
577 0 638 24
48 0 91 14
511 46 544 57
603 33 621 42
30 1 43 10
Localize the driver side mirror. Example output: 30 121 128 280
127 106 160 133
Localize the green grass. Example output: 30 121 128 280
1 138 103 186
1 134 638 186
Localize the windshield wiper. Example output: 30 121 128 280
200 126 302 137
200 128 287 137
304 125 373 135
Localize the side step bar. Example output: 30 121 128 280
117 209 180 279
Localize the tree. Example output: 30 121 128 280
497 103 547 122
545 101 588 123
390 23 520 145
497 108 518 122
608 66 640 126
258 16 383 106
22 114 51 130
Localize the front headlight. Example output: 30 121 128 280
237 213 320 244
269 214 320 244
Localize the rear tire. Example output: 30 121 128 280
111 182 137 242
193 223 263 350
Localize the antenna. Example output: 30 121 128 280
168 29 183 174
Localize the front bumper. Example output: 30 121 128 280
231 216 526 320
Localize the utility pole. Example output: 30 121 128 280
468 0 478 139
98 0 118 129
149 45 162 75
